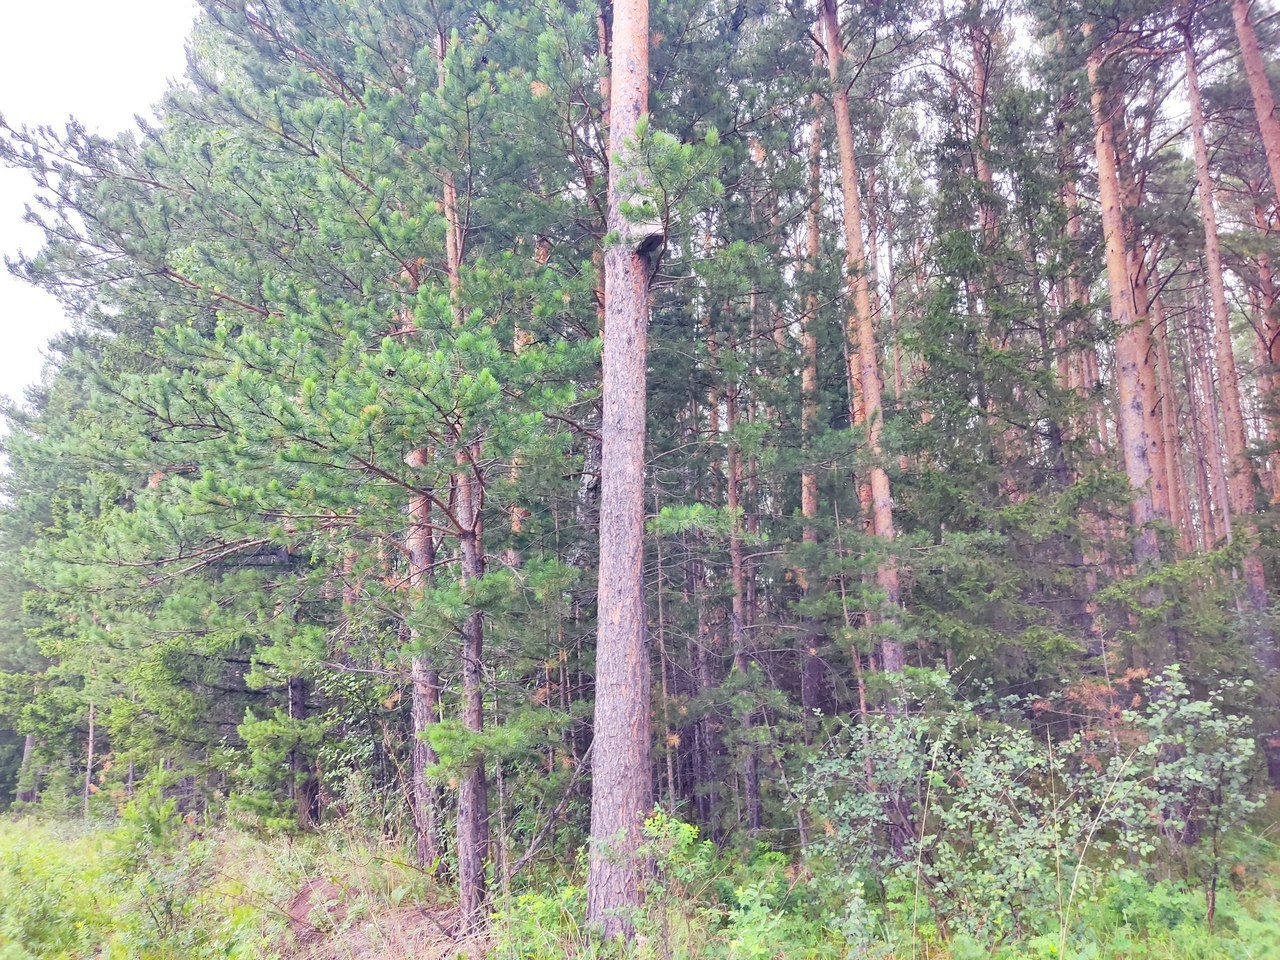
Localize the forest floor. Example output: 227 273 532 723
2 811 1280 958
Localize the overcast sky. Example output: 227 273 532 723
0 1 199 414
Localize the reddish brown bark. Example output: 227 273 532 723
587 0 653 938
820 0 903 674
1252 202 1280 499
1087 46 1162 575
1185 29 1270 623
1234 0 1280 213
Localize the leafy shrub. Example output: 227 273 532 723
799 668 1263 946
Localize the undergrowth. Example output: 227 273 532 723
2 810 1279 959
488 811 1280 959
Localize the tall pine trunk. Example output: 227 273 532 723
435 29 491 928
1152 295 1193 554
1087 47 1162 577
1233 0 1280 212
1185 29 1271 637
820 0 903 674
1252 202 1280 502
800 105 824 720
587 0 653 938
725 376 761 832
453 454 490 927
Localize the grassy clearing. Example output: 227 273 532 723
0 811 473 959
2 810 1280 959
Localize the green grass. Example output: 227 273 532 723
3 811 1280 959
0 815 275 959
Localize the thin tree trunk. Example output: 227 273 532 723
800 105 824 721
1063 174 1109 456
82 702 95 820
1252 202 1280 501
587 0 653 938
1182 315 1218 552
1186 29 1271 633
16 733 37 805
820 0 903 674
453 454 490 927
404 448 444 875
1153 295 1194 554
970 17 999 249
1191 303 1233 545
436 28 490 927
725 378 761 832
654 539 677 814
282 677 313 827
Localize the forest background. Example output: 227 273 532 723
3 0 1280 957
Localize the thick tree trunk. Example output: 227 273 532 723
587 0 653 939
1087 49 1162 576
1234 0 1280 212
1186 33 1271 632
820 0 903 674
1087 42 1178 665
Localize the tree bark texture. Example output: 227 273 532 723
404 447 444 875
820 0 903 674
1234 0 1280 214
1087 48 1162 575
587 0 653 939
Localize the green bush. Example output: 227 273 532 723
799 668 1264 948
0 813 274 959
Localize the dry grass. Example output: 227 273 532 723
280 875 486 960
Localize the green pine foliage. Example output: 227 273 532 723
0 0 1279 956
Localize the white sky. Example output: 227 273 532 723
0 0 199 413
